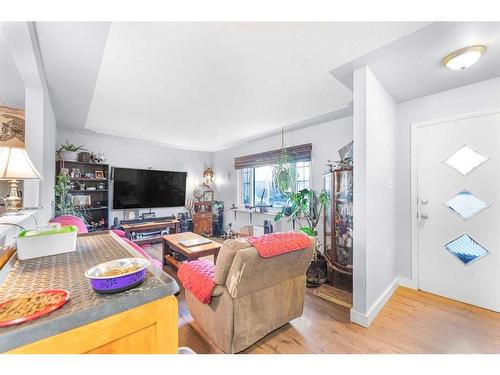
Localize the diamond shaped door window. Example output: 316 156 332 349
445 234 489 265
446 190 489 220
443 146 489 176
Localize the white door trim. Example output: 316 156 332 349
409 108 500 289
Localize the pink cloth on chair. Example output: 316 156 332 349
178 259 216 304
246 231 311 258
50 215 88 234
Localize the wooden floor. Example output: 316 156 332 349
176 286 500 354
148 243 500 354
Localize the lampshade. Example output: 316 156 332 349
0 146 42 180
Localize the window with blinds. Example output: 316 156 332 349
233 143 312 169
235 144 312 208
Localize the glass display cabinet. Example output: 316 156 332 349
323 168 353 276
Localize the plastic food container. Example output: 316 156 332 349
16 226 78 260
84 258 150 294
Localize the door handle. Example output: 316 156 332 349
420 213 429 219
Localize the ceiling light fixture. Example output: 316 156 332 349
443 45 486 71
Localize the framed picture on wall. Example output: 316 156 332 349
72 168 81 179
72 195 91 208
124 209 140 221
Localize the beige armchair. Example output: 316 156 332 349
185 236 314 353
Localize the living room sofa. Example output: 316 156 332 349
185 235 314 353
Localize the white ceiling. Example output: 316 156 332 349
35 22 110 130
332 22 500 102
36 22 428 151
0 29 24 109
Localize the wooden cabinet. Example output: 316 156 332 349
6 296 178 354
121 220 180 245
192 201 213 236
193 213 213 236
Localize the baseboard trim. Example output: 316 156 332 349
398 276 418 290
350 277 400 328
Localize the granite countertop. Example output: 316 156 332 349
0 231 179 352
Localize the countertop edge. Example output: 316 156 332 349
0 278 179 353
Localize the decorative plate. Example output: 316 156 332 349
193 185 208 200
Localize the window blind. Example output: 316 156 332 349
234 143 312 169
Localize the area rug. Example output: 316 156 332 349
313 284 353 308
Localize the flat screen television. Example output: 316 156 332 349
112 167 187 209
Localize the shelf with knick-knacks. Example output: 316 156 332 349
56 159 110 230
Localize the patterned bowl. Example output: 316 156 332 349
84 258 150 294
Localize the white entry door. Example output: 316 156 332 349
417 111 500 311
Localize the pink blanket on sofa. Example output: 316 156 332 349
178 259 216 304
246 232 310 258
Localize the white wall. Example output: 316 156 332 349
56 130 212 222
352 66 397 326
41 89 56 219
1 22 57 223
23 88 44 209
211 116 353 239
352 67 368 315
396 76 500 283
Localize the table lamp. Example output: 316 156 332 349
0 146 42 215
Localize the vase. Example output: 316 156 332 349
306 243 328 288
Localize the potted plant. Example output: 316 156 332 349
57 141 87 161
272 129 296 194
54 173 88 221
272 149 296 194
274 188 329 287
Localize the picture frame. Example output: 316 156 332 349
124 209 140 221
60 168 70 176
95 171 104 179
203 190 214 201
72 195 91 207
72 168 81 179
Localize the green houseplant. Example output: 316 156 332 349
57 140 87 161
272 129 296 194
54 173 87 221
274 188 329 287
272 149 296 194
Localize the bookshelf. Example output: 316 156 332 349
56 159 110 231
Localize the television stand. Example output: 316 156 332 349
121 218 180 246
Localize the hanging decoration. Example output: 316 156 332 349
272 128 296 194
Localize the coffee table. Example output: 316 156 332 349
162 232 221 269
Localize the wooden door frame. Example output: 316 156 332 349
410 108 500 289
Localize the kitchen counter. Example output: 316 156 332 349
0 231 179 353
